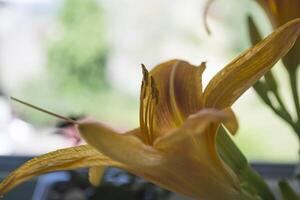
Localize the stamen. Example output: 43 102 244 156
141 64 149 83
144 95 152 143
149 95 157 143
150 76 159 104
139 65 159 145
140 64 151 144
139 84 148 143
148 76 159 143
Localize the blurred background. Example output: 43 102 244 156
0 0 299 198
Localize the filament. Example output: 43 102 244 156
139 65 159 145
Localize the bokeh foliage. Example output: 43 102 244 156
19 0 138 127
48 0 108 89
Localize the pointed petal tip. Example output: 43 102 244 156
89 166 105 187
222 108 238 135
204 17 300 108
0 145 118 196
78 122 162 167
154 108 235 150
283 18 300 31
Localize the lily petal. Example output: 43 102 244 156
77 120 162 167
256 0 300 27
204 18 300 109
154 108 236 151
149 59 205 136
145 109 240 199
0 145 122 196
78 120 241 199
222 108 238 135
89 166 105 186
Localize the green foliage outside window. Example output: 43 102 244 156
48 0 108 90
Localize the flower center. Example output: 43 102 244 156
140 64 159 145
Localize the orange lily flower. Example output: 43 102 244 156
255 0 300 69
256 0 300 27
1 19 300 200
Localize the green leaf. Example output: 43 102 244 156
217 126 275 200
279 180 300 200
247 15 262 45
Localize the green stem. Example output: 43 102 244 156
238 189 262 200
217 126 275 200
269 86 300 134
253 82 295 128
264 71 295 125
288 69 300 133
273 90 291 119
278 180 300 200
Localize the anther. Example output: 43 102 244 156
141 64 149 84
139 65 160 145
141 81 147 99
150 76 159 104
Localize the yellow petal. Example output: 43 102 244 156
126 127 145 141
254 0 300 69
130 153 240 200
275 0 300 26
222 108 239 135
204 18 300 109
77 120 162 167
256 0 300 27
154 108 236 150
77 118 240 199
149 59 205 136
0 145 122 196
282 30 300 69
148 109 240 199
89 166 105 186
